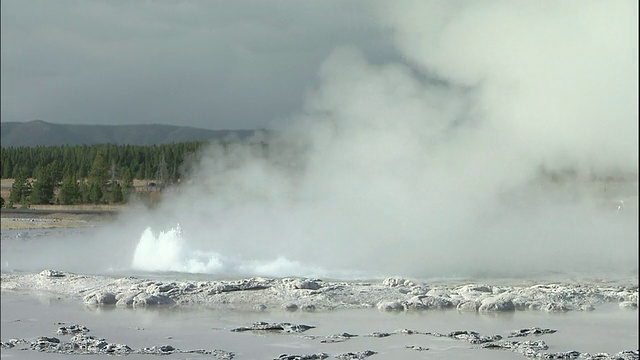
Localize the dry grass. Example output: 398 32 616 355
28 204 124 212
1 217 90 230
0 179 13 200
0 210 115 230
1 200 122 230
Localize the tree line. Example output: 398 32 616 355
1 142 207 207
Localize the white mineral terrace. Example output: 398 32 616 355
2 270 637 313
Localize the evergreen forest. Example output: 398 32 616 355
0 142 209 207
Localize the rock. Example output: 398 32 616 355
83 291 117 306
39 269 65 278
511 296 530 310
508 327 557 338
207 278 273 294
282 303 298 312
56 324 90 335
478 296 515 312
320 333 357 343
405 295 455 310
579 304 595 311
37 336 60 343
483 340 548 357
529 301 544 310
211 349 235 359
365 332 391 338
538 350 581 358
103 343 133 355
448 330 502 344
276 353 329 360
425 288 451 297
283 278 322 290
6 329 237 358
335 350 377 359
301 304 316 312
31 336 61 352
612 350 640 360
231 322 315 333
146 282 177 295
132 293 175 307
115 291 140 307
543 302 571 312
383 278 414 287
408 286 428 295
405 345 429 351
160 345 175 352
456 300 478 312
1 341 14 349
139 345 177 354
619 301 638 309
376 300 404 311
69 334 108 353
458 284 492 293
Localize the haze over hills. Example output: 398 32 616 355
0 120 261 147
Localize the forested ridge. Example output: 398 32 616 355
0 142 210 207
1 142 206 180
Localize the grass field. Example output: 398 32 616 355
0 178 125 230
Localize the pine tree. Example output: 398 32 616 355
121 168 133 189
87 151 109 204
88 181 103 204
88 151 110 187
58 175 80 205
79 180 90 203
9 170 31 206
111 182 124 203
30 165 55 204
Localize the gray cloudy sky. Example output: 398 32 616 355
1 0 395 130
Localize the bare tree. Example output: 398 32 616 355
109 159 119 191
155 153 169 189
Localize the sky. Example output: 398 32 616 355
1 0 396 130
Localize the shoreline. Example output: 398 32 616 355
1 207 120 230
2 289 636 360
2 269 637 313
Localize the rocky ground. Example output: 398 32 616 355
1 270 638 359
6 321 638 360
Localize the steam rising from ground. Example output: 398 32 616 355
122 2 637 279
131 224 332 278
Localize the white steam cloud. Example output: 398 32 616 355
44 1 637 280
381 0 638 171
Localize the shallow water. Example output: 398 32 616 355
1 291 637 360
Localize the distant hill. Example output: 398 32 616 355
0 120 261 147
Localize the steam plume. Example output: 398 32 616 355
16 1 637 280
